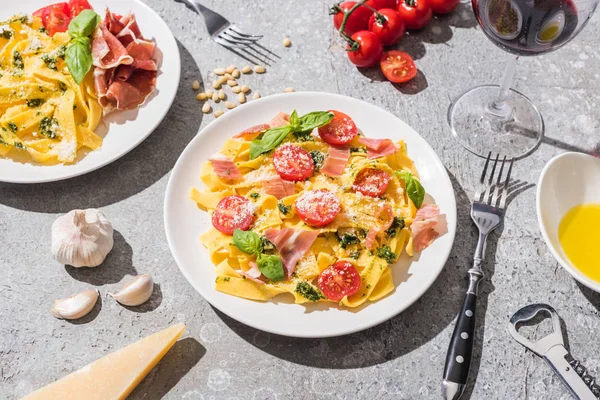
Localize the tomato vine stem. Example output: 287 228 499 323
337 0 374 51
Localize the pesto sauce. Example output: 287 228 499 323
385 217 405 237
0 29 13 40
12 50 23 70
26 98 45 108
295 282 325 302
309 150 324 171
7 122 18 133
278 202 291 215
376 245 397 264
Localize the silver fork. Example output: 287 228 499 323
442 153 514 400
174 0 263 49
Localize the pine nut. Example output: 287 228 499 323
253 65 266 74
225 101 236 109
217 76 228 85
240 85 250 93
227 80 238 87
238 93 246 104
196 92 207 101
283 37 291 47
232 86 241 94
241 66 252 74
232 69 241 78
218 89 225 100
212 81 221 89
213 68 226 75
224 73 233 80
226 65 236 73
202 102 211 113
252 92 261 99
192 80 200 90
284 87 295 93
205 89 213 97
214 110 224 118
212 92 220 102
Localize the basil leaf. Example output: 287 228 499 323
232 229 262 255
65 38 92 84
249 125 291 159
68 10 101 38
397 171 425 208
257 254 285 281
289 110 300 131
298 111 334 132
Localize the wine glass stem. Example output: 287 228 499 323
487 56 519 120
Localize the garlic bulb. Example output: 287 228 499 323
51 289 99 320
51 209 114 268
108 274 154 306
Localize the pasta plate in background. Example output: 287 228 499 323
0 0 179 183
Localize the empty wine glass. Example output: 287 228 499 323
448 0 599 158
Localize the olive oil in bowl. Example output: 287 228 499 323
558 203 600 281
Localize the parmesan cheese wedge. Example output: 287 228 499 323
22 323 186 400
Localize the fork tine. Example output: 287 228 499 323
474 151 492 202
229 25 263 39
220 30 260 45
215 35 253 49
483 154 499 205
499 158 514 209
223 28 261 43
492 156 507 207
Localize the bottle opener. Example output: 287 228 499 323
508 303 600 400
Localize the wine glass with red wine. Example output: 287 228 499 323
448 0 598 158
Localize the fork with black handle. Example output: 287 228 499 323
442 153 514 400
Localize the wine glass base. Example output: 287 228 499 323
448 85 544 159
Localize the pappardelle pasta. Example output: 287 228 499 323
191 110 446 308
0 15 102 163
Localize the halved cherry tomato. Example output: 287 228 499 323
46 8 71 36
368 8 406 46
212 195 255 235
33 2 70 26
295 190 341 227
367 0 398 9
380 50 417 83
333 1 372 36
273 144 314 182
353 168 391 197
429 0 459 14
68 0 93 17
347 30 383 68
318 261 362 301
318 110 358 146
397 0 432 30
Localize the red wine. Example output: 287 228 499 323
473 0 579 55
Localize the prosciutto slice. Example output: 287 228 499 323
209 152 243 180
358 137 399 159
411 204 447 252
365 204 395 249
264 228 319 278
233 124 271 140
268 112 290 128
321 147 350 177
91 9 158 114
262 175 295 199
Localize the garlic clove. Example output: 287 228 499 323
51 209 114 268
108 274 154 306
51 289 99 320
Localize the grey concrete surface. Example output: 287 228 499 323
2 0 600 399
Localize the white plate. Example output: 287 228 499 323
164 92 457 338
0 0 180 183
537 152 600 292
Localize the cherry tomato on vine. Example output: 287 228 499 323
368 8 405 46
428 0 460 14
380 50 417 83
366 0 398 9
333 1 373 36
347 30 383 68
396 0 432 30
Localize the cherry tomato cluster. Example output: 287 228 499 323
331 0 459 83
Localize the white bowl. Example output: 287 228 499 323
537 152 600 292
